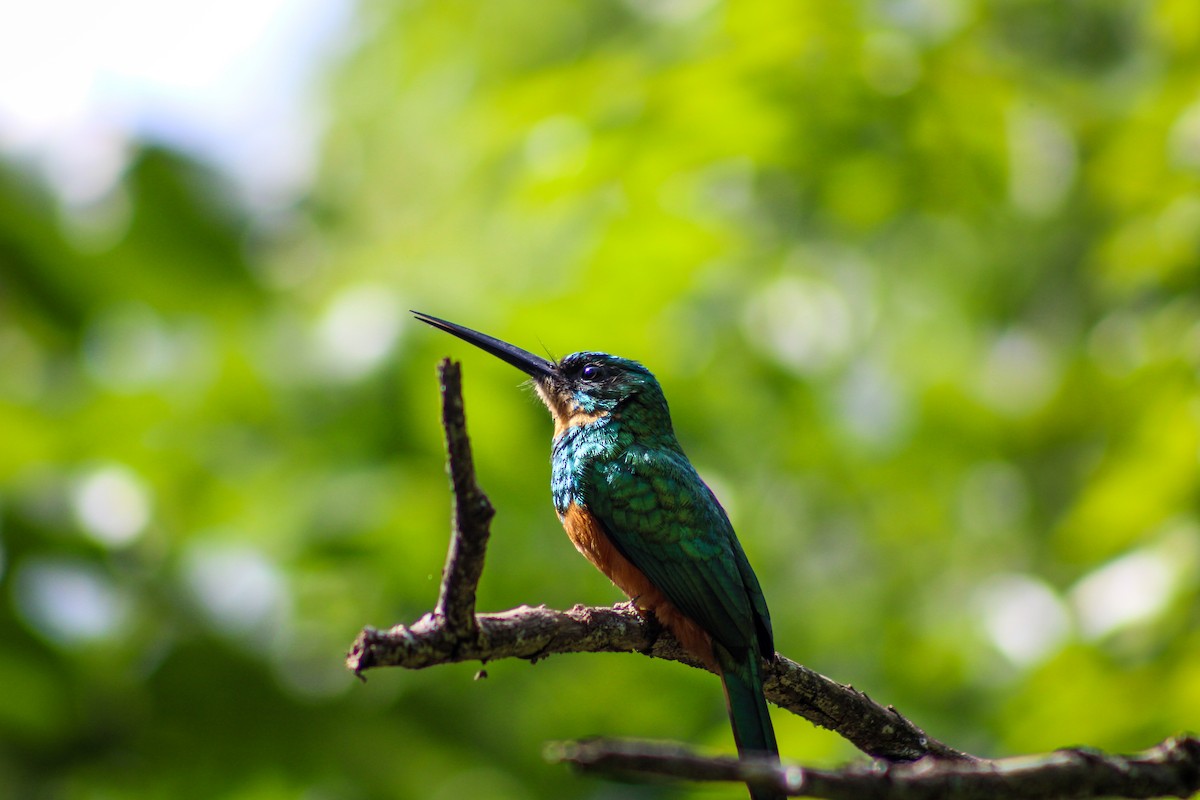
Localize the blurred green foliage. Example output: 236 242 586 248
3 1 1200 798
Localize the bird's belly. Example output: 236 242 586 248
560 502 715 666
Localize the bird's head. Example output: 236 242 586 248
413 312 668 437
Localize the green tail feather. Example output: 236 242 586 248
716 644 781 800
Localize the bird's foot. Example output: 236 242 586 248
616 597 643 614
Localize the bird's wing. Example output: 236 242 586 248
724 505 775 658
583 447 768 654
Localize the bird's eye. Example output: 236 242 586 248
581 364 601 381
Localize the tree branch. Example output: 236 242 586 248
550 736 1200 800
346 602 968 762
430 358 493 637
345 361 1193 799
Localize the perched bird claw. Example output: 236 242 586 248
616 596 642 613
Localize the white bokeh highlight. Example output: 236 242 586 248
315 284 403 380
1069 522 1198 641
72 464 152 547
976 573 1071 667
1070 550 1174 639
182 541 289 640
13 558 131 645
744 275 856 375
974 329 1059 417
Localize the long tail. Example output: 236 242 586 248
715 643 781 800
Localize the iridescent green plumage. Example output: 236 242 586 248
414 313 781 800
548 353 778 772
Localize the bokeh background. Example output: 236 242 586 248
3 1 1200 798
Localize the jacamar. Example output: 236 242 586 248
414 312 780 800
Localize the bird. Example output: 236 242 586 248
413 311 781 800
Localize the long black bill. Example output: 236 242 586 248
412 311 556 381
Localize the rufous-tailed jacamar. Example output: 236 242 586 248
414 311 780 800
